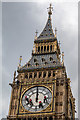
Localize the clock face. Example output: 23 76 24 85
22 86 52 112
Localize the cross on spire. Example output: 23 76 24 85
47 3 53 15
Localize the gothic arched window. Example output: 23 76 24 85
50 45 52 51
41 46 43 52
38 46 40 52
47 45 49 51
44 46 46 52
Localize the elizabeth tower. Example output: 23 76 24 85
7 4 75 120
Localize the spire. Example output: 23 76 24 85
36 4 55 41
47 3 53 18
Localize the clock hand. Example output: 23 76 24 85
29 99 33 107
39 101 43 108
36 87 38 102
25 96 29 102
44 96 49 104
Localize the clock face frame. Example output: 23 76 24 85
21 86 52 112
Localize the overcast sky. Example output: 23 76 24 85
1 1 78 119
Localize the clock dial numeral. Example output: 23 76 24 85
35 106 37 111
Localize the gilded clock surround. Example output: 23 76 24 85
7 4 75 120
20 84 54 113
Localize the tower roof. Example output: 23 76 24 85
18 54 62 72
36 4 55 41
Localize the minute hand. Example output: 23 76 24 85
36 87 38 102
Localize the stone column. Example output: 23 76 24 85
40 46 41 53
51 70 53 78
49 45 50 52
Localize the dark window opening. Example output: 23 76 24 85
60 92 63 95
50 57 53 61
36 63 39 66
45 62 48 65
44 46 46 52
34 58 37 62
53 72 55 77
39 72 42 78
56 81 59 86
46 33 48 36
28 118 31 120
60 102 63 106
49 116 53 120
38 46 40 52
29 73 32 79
48 71 51 77
25 74 28 79
38 118 42 120
56 92 59 96
43 72 46 78
49 28 51 31
33 118 37 120
41 46 43 52
55 102 58 106
42 58 45 62
44 117 47 120
50 45 52 51
47 46 49 51
53 61 56 64
34 72 37 78
27 63 31 67
60 80 64 86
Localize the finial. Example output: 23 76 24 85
13 71 16 82
47 3 53 16
19 56 22 65
35 30 38 40
18 56 22 68
62 52 64 66
59 41 61 47
55 27 57 37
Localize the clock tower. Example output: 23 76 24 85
7 4 75 120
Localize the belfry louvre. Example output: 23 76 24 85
7 4 75 120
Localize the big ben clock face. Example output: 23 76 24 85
22 86 52 112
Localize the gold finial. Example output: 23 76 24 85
18 56 22 68
55 27 57 37
47 3 53 16
35 30 38 40
62 52 64 66
19 56 22 65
